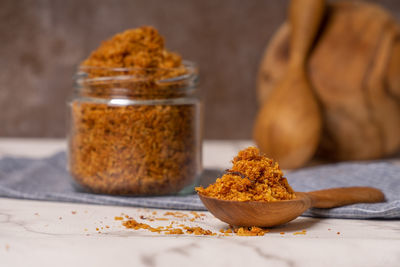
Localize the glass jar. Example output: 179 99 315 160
67 61 202 195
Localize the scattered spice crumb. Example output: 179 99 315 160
337 232 340 235
164 211 188 218
188 211 202 222
123 219 163 233
122 218 216 236
114 216 124 221
96 228 99 231
165 229 184 235
71 211 77 215
106 225 110 229
328 228 331 231
5 244 10 251
219 228 233 234
59 217 62 220
293 230 307 235
235 226 269 236
115 211 273 237
155 218 169 221
190 211 201 219
34 213 39 216
184 226 216 236
152 211 157 215
280 232 285 235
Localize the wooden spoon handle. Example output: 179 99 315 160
307 187 385 208
289 0 326 68
387 36 400 99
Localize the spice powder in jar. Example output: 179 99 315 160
67 26 202 195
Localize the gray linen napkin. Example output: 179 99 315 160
0 152 399 219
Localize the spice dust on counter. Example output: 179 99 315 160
114 213 271 237
85 209 315 237
119 212 217 236
235 227 269 236
195 147 295 202
293 230 307 235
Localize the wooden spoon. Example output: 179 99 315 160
198 187 384 227
253 0 325 169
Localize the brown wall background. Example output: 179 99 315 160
1 0 399 139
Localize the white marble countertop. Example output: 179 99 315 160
0 138 399 267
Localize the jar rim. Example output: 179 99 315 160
74 60 199 99
76 60 198 84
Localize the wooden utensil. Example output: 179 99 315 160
253 0 325 169
257 1 400 161
198 187 384 227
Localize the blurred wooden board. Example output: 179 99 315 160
257 1 400 161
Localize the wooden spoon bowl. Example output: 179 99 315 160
198 187 384 227
253 0 326 169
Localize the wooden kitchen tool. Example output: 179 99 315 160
257 1 400 161
253 0 325 169
199 187 384 227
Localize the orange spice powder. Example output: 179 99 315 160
293 230 307 235
235 226 269 236
121 218 216 236
82 26 182 70
118 213 271 237
196 147 295 202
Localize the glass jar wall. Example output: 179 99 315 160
67 62 202 195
